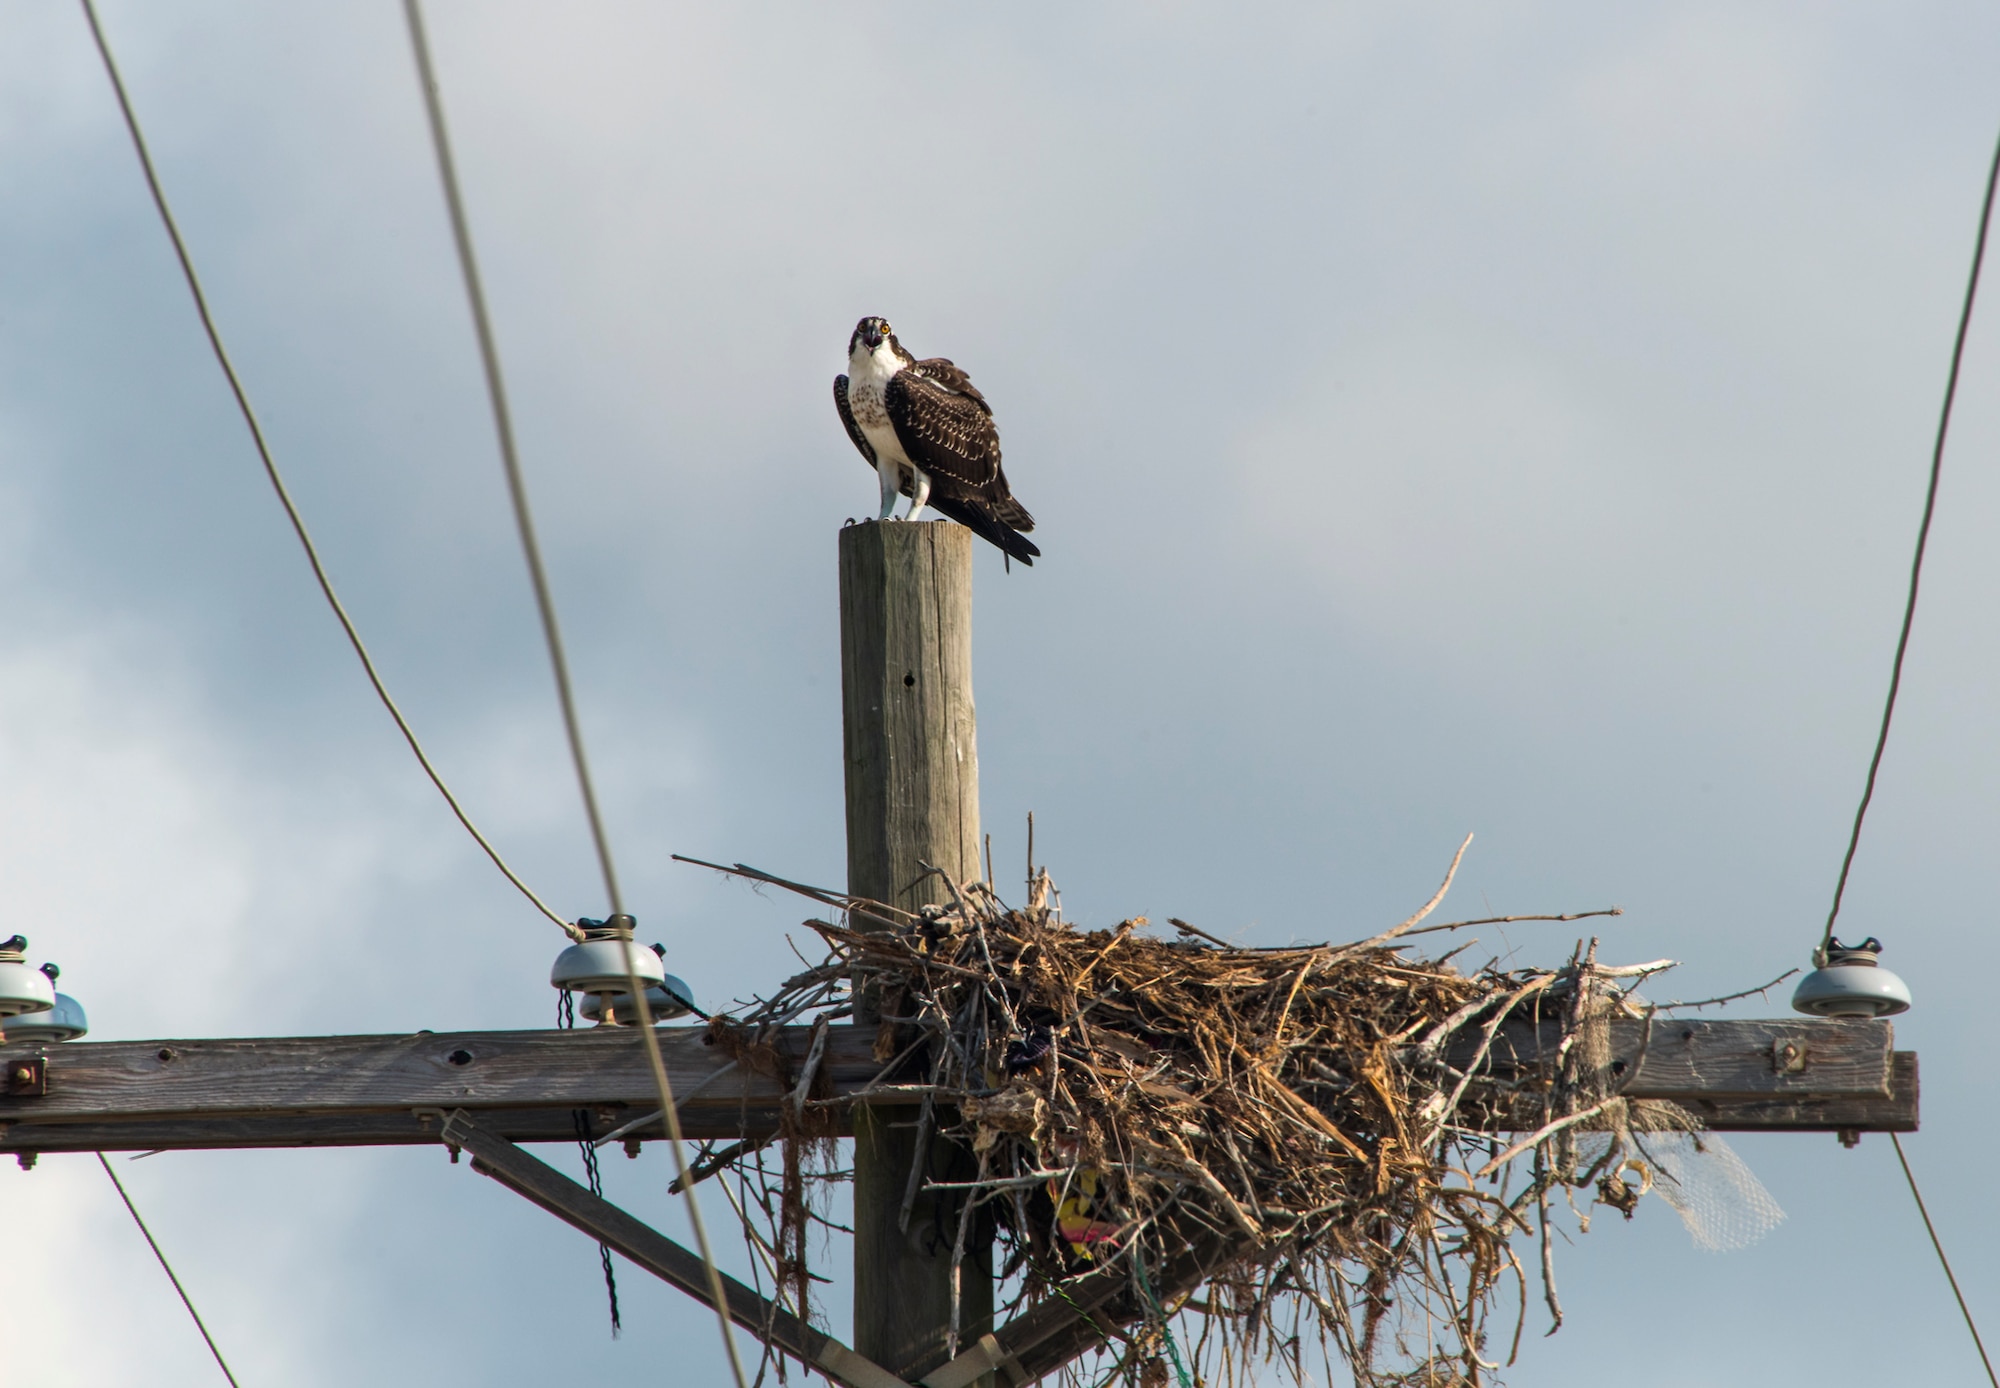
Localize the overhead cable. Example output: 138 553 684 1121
397 0 624 919
400 6 749 1383
99 1153 243 1388
78 0 580 943
1820 125 2000 957
1814 119 2000 1386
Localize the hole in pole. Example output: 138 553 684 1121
903 672 916 687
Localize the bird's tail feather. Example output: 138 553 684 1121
990 497 1035 531
928 496 1040 567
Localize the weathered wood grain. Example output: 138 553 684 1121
841 519 991 1379
0 1023 1915 1155
1671 1050 1917 1133
1465 1016 1894 1097
839 520 983 922
0 1059 1912 1156
0 1025 874 1123
0 1105 810 1153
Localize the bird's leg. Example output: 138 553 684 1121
875 458 900 521
905 467 932 520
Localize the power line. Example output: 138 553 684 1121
99 1153 243 1388
85 2 746 1374
1892 1135 1999 1388
78 0 579 945
397 0 623 921
1813 122 2000 1387
1820 125 2000 958
399 7 750 1384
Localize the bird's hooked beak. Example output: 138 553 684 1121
862 322 885 350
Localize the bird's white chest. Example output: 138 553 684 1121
847 358 912 468
847 376 890 429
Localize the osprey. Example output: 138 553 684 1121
835 317 1039 566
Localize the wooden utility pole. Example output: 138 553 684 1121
839 520 983 916
840 520 992 1380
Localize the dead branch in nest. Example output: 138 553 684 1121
1654 968 1801 1012
685 846 1741 1387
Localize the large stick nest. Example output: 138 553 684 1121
694 846 1778 1387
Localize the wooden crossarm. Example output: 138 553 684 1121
1470 1015 1895 1097
0 1020 1914 1158
0 1024 877 1152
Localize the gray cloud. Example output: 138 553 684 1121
3 1 1997 1381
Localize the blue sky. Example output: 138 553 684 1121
3 2 1998 1383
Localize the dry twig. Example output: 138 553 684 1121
683 847 1727 1386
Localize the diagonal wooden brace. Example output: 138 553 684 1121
439 1110 913 1388
918 1232 1247 1387
441 1106 1219 1388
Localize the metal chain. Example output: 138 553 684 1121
557 991 620 1335
574 1107 623 1337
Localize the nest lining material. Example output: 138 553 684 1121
694 845 1779 1387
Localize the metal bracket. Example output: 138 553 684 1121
4 1055 46 1096
1771 1037 1808 1075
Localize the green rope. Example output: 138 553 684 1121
1132 1255 1195 1388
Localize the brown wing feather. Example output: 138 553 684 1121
904 362 1032 536
912 357 992 411
885 371 999 491
893 361 1035 533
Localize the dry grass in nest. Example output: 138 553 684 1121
684 841 1772 1387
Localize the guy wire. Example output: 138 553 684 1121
401 5 749 1383
100 1153 243 1388
1891 1134 1999 1388
1821 124 2000 957
78 0 580 944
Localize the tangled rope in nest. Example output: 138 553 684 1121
687 841 1782 1387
